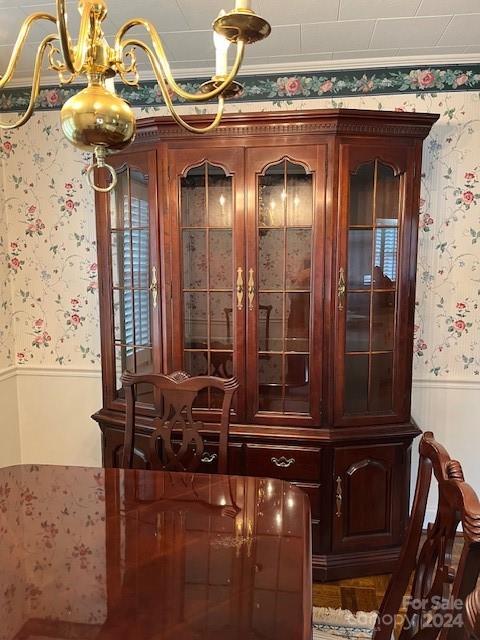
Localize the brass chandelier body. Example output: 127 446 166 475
0 0 270 191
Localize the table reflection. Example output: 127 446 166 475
0 465 311 640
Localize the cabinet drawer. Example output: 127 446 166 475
196 442 244 475
246 445 321 482
166 438 244 475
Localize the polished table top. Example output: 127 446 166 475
0 465 312 640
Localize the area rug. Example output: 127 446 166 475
313 607 378 640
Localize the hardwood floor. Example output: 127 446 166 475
313 536 465 614
313 574 407 639
313 575 390 613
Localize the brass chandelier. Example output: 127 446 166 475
0 0 270 191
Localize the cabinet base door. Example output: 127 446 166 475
332 442 410 554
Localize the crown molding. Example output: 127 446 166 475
133 108 438 142
6 52 480 88
236 53 480 75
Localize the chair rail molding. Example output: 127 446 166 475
13 365 102 379
412 377 480 391
0 367 477 389
0 366 17 383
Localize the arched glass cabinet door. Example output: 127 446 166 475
335 144 415 426
103 150 161 408
246 146 325 427
168 148 245 420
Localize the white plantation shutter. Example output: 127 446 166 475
123 195 150 355
375 227 397 281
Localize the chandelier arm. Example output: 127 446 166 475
56 0 94 75
58 70 78 85
0 13 56 89
127 39 226 134
116 21 245 102
0 34 57 130
163 86 226 135
117 48 139 87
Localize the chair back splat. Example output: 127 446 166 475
121 370 239 474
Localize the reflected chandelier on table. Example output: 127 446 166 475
0 0 270 191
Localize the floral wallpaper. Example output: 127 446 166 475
0 153 13 369
0 120 100 367
0 465 107 639
0 80 479 378
0 466 25 639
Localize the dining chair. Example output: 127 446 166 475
121 370 239 473
465 585 480 639
373 431 480 640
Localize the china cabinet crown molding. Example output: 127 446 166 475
134 109 437 141
92 108 438 580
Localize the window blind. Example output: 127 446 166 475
123 195 150 354
375 228 397 281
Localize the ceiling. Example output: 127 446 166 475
1 0 480 85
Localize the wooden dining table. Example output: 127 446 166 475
0 464 312 640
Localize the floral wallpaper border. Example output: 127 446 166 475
1 64 480 111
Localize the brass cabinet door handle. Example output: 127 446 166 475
335 475 343 517
248 268 255 311
337 267 346 311
236 267 244 310
271 456 295 468
149 266 158 309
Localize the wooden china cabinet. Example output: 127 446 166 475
93 108 438 580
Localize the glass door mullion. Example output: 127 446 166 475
176 152 241 415
366 159 378 412
126 167 139 373
341 151 404 421
281 159 288 414
205 162 211 407
251 149 316 422
108 151 157 407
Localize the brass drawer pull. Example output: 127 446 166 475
201 452 217 464
236 267 244 310
336 475 342 517
271 456 295 468
337 267 346 311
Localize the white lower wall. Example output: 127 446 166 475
16 367 102 467
0 368 20 467
411 379 480 523
2 368 480 522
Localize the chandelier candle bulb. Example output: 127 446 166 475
235 0 252 9
105 76 116 94
214 28 230 77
